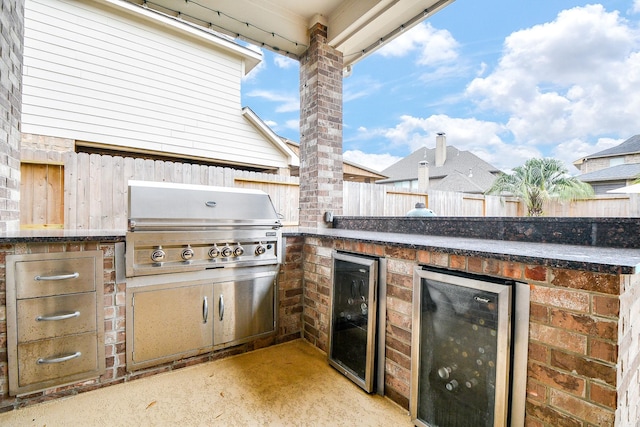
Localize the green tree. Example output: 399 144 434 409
486 158 594 216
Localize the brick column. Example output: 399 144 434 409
0 0 24 231
299 23 343 228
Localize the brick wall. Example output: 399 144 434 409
298 23 344 228
0 0 24 232
301 237 635 426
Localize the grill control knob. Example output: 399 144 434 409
255 245 266 256
221 246 233 258
151 248 166 262
208 246 220 258
181 247 195 260
234 246 245 257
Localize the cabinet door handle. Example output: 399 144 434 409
36 311 80 322
203 296 209 323
37 351 82 365
34 272 80 281
219 294 224 321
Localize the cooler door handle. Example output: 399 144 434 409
219 294 225 321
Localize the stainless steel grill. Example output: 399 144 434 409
125 180 283 277
124 181 283 371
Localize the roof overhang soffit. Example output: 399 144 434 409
118 0 455 69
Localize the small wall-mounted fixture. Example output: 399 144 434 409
324 211 334 223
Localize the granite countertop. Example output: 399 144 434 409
286 227 640 275
0 229 127 243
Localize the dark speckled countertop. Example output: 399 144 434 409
0 229 126 243
286 227 640 275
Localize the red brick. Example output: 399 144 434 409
529 323 587 354
503 261 523 279
549 389 615 426
528 342 549 363
551 269 620 295
431 251 448 267
550 349 616 387
483 258 500 275
550 309 617 341
526 380 547 403
467 256 483 273
385 246 416 260
450 254 466 270
589 339 618 364
525 265 548 282
529 302 549 323
416 250 430 264
530 285 590 312
525 400 582 427
592 295 620 317
528 362 585 396
590 382 617 409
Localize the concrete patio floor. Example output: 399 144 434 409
0 339 412 426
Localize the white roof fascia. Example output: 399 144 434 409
242 107 300 168
98 0 262 74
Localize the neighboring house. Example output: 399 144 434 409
574 135 640 194
20 0 299 227
283 138 387 183
377 134 501 193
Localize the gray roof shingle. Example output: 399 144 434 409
584 135 640 159
378 146 500 185
577 163 640 182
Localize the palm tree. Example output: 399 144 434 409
486 158 594 216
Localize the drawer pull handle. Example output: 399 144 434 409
203 296 209 323
36 311 81 322
34 272 80 281
37 351 82 365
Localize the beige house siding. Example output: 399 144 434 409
22 0 294 171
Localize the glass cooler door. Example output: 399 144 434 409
329 252 378 393
411 268 512 427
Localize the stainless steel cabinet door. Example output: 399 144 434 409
213 272 276 346
130 284 213 365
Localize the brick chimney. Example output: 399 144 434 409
435 132 446 167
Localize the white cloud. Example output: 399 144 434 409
245 89 299 113
274 55 297 69
376 22 459 65
344 77 383 102
343 150 401 172
466 4 640 150
633 0 640 13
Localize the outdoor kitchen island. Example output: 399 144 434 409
0 218 638 427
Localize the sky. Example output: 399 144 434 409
240 0 640 174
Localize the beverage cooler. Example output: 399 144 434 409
411 267 529 427
328 251 386 394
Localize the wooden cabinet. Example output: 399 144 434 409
6 251 105 396
126 268 277 371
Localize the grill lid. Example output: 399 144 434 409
128 180 282 231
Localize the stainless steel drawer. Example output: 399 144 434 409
15 255 98 299
17 292 97 342
17 333 100 388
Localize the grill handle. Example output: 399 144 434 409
203 296 209 323
219 294 225 321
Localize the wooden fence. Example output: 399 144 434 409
19 151 640 230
